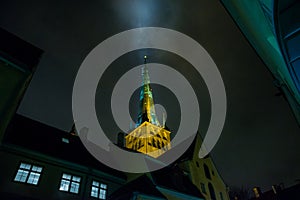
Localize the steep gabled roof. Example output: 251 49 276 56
110 164 204 199
151 164 204 198
109 174 167 200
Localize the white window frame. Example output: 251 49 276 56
59 173 81 194
14 162 43 185
90 180 108 199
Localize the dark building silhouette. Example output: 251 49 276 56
0 27 43 143
249 184 300 200
1 113 230 199
1 114 126 199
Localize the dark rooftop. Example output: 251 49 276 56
109 174 166 200
3 114 126 180
0 27 43 71
110 164 204 199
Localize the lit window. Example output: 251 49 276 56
59 173 81 194
91 180 107 199
62 138 69 143
14 162 43 185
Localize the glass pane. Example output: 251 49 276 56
100 183 107 189
59 180 70 191
70 182 80 193
62 173 71 180
99 189 106 199
62 138 69 143
72 176 81 182
92 180 99 187
91 186 99 197
27 172 40 185
32 166 42 172
20 163 31 170
14 169 29 182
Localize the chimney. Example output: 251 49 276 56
253 187 262 198
69 123 78 136
272 185 282 194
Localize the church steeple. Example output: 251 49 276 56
136 56 160 127
124 56 171 158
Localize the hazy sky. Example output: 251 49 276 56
1 0 300 191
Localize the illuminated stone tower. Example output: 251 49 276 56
125 56 171 158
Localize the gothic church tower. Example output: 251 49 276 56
125 56 171 158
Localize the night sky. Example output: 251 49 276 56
1 0 300 192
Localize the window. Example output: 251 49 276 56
91 180 107 199
208 183 216 200
62 138 69 143
220 192 224 200
14 162 43 185
203 164 211 180
200 182 206 194
59 173 81 194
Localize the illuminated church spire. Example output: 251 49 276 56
136 55 160 127
125 56 171 158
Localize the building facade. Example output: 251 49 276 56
178 133 230 200
0 114 126 200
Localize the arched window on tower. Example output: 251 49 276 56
152 138 156 148
203 163 211 180
208 182 216 200
158 141 161 149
